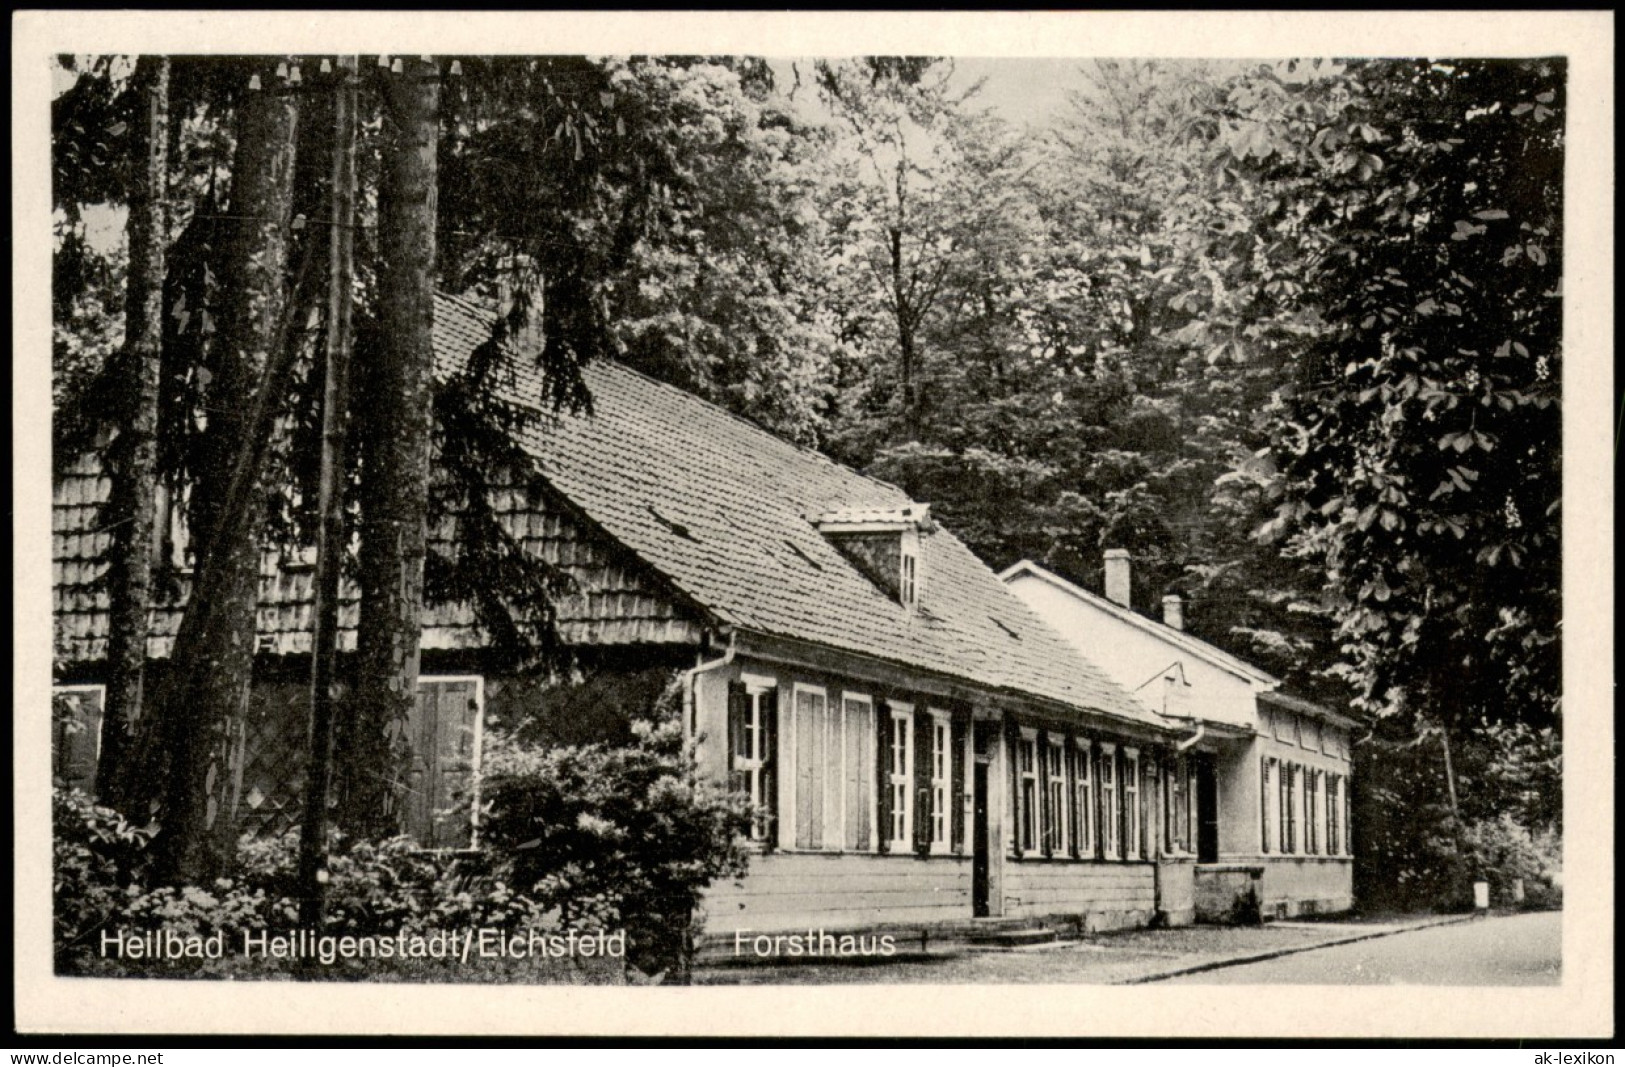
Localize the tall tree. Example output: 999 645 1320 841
338 55 440 840
297 54 359 925
148 59 301 883
96 55 170 796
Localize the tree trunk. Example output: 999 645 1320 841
298 55 359 929
338 56 439 841
97 55 169 801
148 62 300 884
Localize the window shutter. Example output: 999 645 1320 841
761 687 778 850
1090 742 1103 860
1033 728 1050 857
1142 755 1154 860
1065 733 1080 859
726 680 748 794
950 711 967 853
875 700 892 854
1261 757 1271 854
913 705 931 856
1117 748 1128 861
1006 716 1023 858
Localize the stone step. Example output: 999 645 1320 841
965 925 1058 947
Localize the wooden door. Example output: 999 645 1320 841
406 677 481 848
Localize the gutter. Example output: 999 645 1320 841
683 629 736 742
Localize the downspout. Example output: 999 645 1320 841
1177 721 1206 752
683 629 736 746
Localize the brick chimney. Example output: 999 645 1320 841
1103 548 1131 609
1162 594 1185 631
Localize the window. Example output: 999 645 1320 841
900 546 918 608
1304 718 1321 753
152 482 192 570
1073 739 1094 856
1260 757 1274 854
729 676 779 842
1099 744 1119 858
52 685 105 795
407 676 484 849
1123 748 1141 859
1320 722 1333 756
1271 711 1287 742
1164 754 1193 854
1327 774 1341 856
929 711 950 852
887 704 914 848
1017 731 1039 853
1044 738 1067 854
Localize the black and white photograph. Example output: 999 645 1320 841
13 10 1613 1041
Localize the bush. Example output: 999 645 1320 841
478 678 754 981
1459 814 1561 908
54 675 755 982
53 788 154 969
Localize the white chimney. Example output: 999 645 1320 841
1162 594 1185 631
1103 548 1131 609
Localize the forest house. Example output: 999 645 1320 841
53 293 1353 933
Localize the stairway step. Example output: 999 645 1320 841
966 927 1058 946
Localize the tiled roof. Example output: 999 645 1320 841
433 295 1162 729
53 293 1161 731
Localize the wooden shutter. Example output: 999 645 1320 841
1114 748 1126 860
726 680 749 793
913 706 931 855
1035 728 1051 857
760 687 778 850
1065 733 1080 858
1142 754 1154 859
1005 716 1023 858
1260 757 1271 854
794 689 823 850
875 699 892 854
950 711 967 853
843 696 873 852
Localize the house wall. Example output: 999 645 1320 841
702 853 971 934
1260 858 1354 917
1157 857 1198 927
1003 859 1156 932
1004 572 1260 727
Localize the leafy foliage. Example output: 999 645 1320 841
1219 59 1563 732
478 676 754 980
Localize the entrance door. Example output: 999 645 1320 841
972 758 990 916
1196 757 1220 863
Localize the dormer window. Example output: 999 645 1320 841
814 505 932 612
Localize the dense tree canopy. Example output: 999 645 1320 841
52 53 1565 906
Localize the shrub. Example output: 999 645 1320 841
53 787 154 969
478 677 754 980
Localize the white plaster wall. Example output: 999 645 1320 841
1005 574 1259 727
